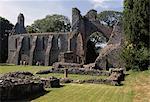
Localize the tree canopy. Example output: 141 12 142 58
0 17 13 62
26 14 71 33
0 17 13 34
97 10 123 27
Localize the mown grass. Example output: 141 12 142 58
0 65 50 74
0 65 106 80
0 65 150 102
39 73 107 80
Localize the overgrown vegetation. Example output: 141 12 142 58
122 0 149 71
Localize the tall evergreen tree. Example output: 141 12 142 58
122 0 149 71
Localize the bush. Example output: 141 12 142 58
121 43 149 71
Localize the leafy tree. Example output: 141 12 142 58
89 32 108 54
90 32 108 44
122 0 149 71
0 17 13 62
97 10 123 27
26 25 39 33
27 14 71 33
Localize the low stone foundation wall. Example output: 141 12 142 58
53 62 83 68
0 72 44 101
40 77 60 88
57 68 125 86
0 82 44 101
76 68 125 86
74 79 120 86
36 68 110 76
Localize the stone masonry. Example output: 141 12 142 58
8 33 69 66
7 8 124 69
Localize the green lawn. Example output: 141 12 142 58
0 65 50 74
0 65 150 102
0 65 106 80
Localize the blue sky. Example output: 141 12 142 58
0 0 123 26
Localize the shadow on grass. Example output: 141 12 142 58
55 84 65 88
24 90 50 101
4 90 50 102
0 63 15 66
1 85 66 102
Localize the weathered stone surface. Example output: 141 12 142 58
60 78 73 83
8 33 69 66
8 8 113 66
107 68 125 85
70 8 112 64
83 63 95 69
7 8 125 70
73 70 124 86
40 76 60 88
11 13 27 34
72 76 123 86
0 71 44 101
95 23 125 70
53 62 83 68
36 68 110 76
58 51 77 63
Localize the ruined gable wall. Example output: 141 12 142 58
12 13 27 34
95 23 125 69
70 8 113 64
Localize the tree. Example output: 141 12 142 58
26 14 71 33
0 17 13 62
90 32 108 44
97 11 123 27
122 0 149 71
89 32 108 55
26 25 38 33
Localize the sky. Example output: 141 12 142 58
0 0 124 26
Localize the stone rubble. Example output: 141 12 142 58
36 68 110 76
0 71 60 101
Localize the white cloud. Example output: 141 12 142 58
0 0 123 26
89 0 113 9
89 0 123 9
0 1 71 26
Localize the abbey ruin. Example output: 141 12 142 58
7 8 124 70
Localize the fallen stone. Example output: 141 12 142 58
40 77 60 88
60 78 73 83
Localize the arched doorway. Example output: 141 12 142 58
85 32 108 64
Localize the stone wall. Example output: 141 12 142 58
0 72 44 101
7 8 124 68
40 77 60 88
11 13 27 34
67 8 113 64
36 68 110 76
8 33 69 66
0 71 62 101
95 22 125 70
0 83 44 101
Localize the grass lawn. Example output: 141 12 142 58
0 65 150 102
